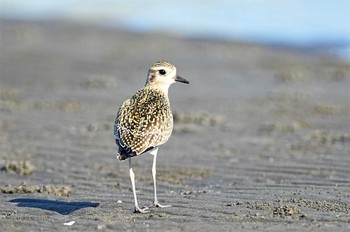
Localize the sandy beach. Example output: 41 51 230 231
0 20 350 231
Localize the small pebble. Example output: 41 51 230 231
63 221 75 226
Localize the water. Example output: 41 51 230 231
1 0 350 60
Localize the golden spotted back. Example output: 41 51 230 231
114 88 173 159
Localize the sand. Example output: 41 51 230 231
0 19 350 231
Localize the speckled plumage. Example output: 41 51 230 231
114 87 173 160
113 60 189 213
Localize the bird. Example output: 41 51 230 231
114 60 189 213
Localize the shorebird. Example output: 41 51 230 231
114 61 189 213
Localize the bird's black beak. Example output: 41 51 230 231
175 75 190 84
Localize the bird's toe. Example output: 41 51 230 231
153 202 172 208
134 206 150 213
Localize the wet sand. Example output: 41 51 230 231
0 20 350 231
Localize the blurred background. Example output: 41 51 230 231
1 1 350 230
1 0 350 60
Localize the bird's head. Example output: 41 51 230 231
145 61 189 92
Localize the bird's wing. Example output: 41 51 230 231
114 90 173 156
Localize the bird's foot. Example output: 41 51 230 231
153 202 172 208
134 206 150 214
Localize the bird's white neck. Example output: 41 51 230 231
145 82 171 96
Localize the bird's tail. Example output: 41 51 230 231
116 152 129 161
116 147 137 161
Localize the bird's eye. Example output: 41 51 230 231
159 69 166 75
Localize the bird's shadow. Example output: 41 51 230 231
10 198 99 215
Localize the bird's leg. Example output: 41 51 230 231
129 158 149 213
150 148 171 208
